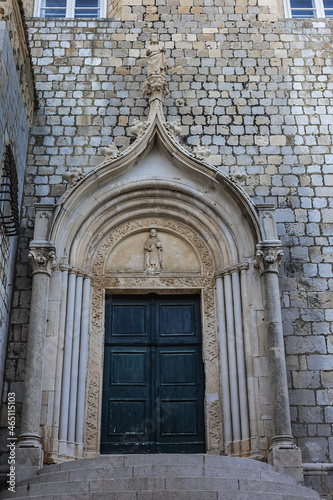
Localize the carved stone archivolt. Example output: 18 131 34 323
85 217 222 453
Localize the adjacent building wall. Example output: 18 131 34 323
0 0 34 408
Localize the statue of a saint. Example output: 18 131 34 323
144 229 163 274
146 34 166 76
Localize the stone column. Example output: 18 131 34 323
255 204 303 482
16 246 56 478
75 276 91 456
224 272 241 443
232 269 249 443
215 276 232 447
59 270 77 451
255 243 293 444
16 204 56 480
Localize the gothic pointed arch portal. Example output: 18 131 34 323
17 36 302 479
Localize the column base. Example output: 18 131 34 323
268 444 304 484
16 446 43 482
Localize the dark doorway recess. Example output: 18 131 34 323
101 294 205 454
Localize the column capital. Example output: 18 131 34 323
254 244 283 275
215 261 249 279
29 246 56 277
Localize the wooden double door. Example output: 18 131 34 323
101 294 205 454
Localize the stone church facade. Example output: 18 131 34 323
0 0 333 498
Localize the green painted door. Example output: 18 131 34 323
101 294 205 454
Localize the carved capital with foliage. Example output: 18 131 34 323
29 247 57 276
254 244 283 275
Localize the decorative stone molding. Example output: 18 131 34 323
93 218 213 277
254 245 283 275
29 247 56 276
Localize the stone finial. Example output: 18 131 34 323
193 144 211 160
62 168 84 187
100 142 119 158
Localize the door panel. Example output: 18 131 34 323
101 294 205 454
101 346 151 453
156 345 205 452
105 296 150 344
156 299 200 342
110 350 147 386
111 304 148 337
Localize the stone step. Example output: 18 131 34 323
2 477 319 498
0 455 320 500
37 454 275 474
22 464 297 485
0 491 320 500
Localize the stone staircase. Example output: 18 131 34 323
0 455 320 499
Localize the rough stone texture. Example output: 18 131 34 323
0 0 333 498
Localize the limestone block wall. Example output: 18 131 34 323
0 3 333 497
26 0 285 22
107 0 285 22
